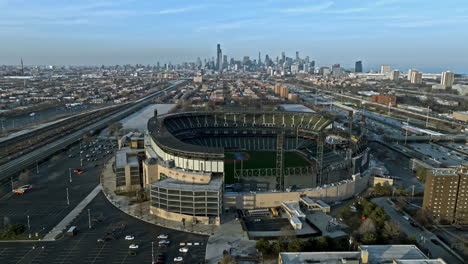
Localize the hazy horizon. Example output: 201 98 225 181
1 0 467 73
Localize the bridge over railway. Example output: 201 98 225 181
0 80 187 182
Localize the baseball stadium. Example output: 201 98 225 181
142 110 369 225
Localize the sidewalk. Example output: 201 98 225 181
205 211 255 264
100 157 216 235
43 184 102 241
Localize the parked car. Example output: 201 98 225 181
125 235 135 240
179 247 189 253
129 244 139 249
157 234 168 239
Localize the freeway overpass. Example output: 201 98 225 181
0 80 187 181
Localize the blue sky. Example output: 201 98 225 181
1 0 467 73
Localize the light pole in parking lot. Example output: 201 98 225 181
36 160 39 174
151 242 154 263
69 168 72 183
27 215 30 231
66 187 70 206
88 209 91 229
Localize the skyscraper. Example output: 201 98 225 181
410 71 422 84
389 70 400 81
295 51 299 61
20 57 24 75
380 65 391 74
258 52 261 65
407 68 417 81
423 167 468 224
441 71 454 88
216 44 222 71
222 55 228 69
355 61 363 73
281 52 286 63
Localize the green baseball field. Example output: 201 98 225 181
224 151 311 184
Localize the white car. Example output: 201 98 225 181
158 240 170 245
174 257 183 262
157 234 168 239
129 244 139 249
125 235 135 240
179 247 189 253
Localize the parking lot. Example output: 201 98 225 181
0 193 208 264
0 138 115 236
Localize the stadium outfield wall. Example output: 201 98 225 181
224 173 369 209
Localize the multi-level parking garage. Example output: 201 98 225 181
143 110 370 224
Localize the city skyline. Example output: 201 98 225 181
1 0 468 73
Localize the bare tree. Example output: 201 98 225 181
383 221 401 239
220 254 236 264
357 218 377 235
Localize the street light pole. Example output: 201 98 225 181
88 209 91 229
69 168 72 183
151 241 154 263
66 187 70 206
404 117 409 145
27 215 30 230
36 160 39 174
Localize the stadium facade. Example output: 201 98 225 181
142 110 370 225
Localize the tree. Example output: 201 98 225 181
220 254 236 264
288 239 304 252
272 240 286 255
373 183 392 196
361 233 377 244
358 218 377 235
415 209 432 227
383 221 401 240
255 239 271 256
360 199 376 217
396 197 407 209
369 206 389 228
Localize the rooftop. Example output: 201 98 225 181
359 245 427 262
151 176 223 192
115 147 140 167
279 252 360 264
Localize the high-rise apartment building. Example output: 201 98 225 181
441 71 454 88
380 65 391 74
355 61 363 73
216 44 222 71
407 68 417 81
422 166 468 224
274 83 289 98
410 71 422 84
389 70 400 81
331 64 342 76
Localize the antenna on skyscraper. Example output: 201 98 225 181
20 57 24 75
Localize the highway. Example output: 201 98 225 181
0 80 187 180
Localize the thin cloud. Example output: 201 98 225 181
385 16 468 28
280 1 334 14
153 5 206 15
326 7 369 14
